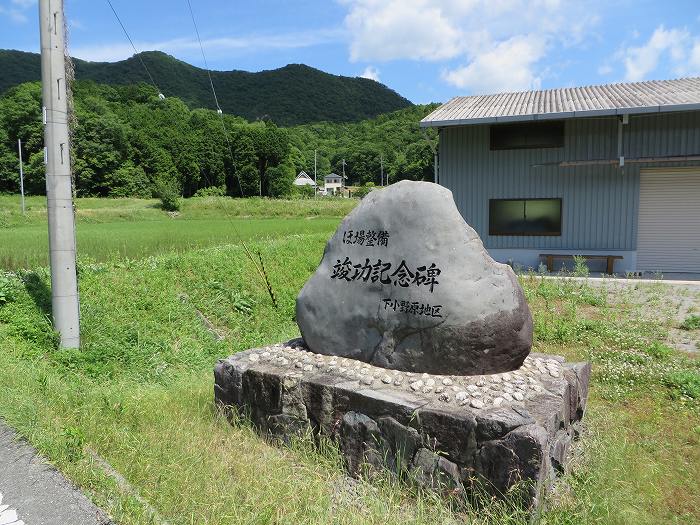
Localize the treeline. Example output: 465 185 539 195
290 103 439 187
0 80 438 199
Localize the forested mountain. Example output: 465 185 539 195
0 49 412 126
0 80 437 199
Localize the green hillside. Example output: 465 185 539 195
0 80 436 198
0 49 412 126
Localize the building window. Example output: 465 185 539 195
490 121 564 150
489 198 562 236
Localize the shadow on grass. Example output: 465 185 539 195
23 271 52 319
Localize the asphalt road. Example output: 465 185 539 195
0 421 110 525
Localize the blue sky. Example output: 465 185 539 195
2 0 700 104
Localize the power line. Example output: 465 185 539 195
183 0 277 307
98 0 278 309
185 0 220 112
184 0 244 198
104 0 277 307
105 0 163 98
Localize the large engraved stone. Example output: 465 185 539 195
296 180 532 375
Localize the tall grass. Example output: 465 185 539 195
0 217 340 270
0 195 355 270
0 224 698 523
0 195 357 227
0 235 531 524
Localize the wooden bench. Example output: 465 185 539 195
539 254 623 275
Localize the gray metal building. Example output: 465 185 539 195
420 78 700 275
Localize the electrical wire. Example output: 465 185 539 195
185 0 245 198
185 0 220 112
105 0 163 97
103 0 277 307
184 0 277 307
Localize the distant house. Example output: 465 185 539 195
324 173 344 195
421 77 700 275
293 171 316 187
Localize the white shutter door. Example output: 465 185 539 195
637 168 700 273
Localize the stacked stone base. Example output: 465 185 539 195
214 340 590 507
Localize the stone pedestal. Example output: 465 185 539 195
214 340 590 507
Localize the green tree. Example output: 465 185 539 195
154 178 181 211
0 83 43 193
0 78 438 200
238 164 260 197
287 145 306 174
0 82 43 153
342 146 382 185
251 123 290 196
186 109 226 195
72 110 129 195
402 141 434 181
106 162 151 198
0 125 18 193
21 151 47 195
229 130 258 197
266 162 294 198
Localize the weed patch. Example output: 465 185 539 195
0 271 19 304
664 370 700 400
520 274 699 406
680 314 700 330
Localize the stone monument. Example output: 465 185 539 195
296 180 532 375
215 181 590 507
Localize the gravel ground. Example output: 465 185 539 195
550 277 700 353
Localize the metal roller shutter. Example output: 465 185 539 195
637 168 700 273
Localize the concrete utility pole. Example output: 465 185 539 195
314 149 317 198
39 0 80 348
434 151 438 184
380 153 384 186
17 139 25 215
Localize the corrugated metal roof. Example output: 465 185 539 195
420 77 700 127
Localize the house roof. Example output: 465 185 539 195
294 171 316 185
420 77 700 128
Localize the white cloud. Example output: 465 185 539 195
623 26 690 81
360 66 380 81
341 0 599 94
0 5 28 23
70 29 342 63
344 0 463 62
597 64 613 75
69 18 85 31
0 0 34 23
690 42 700 72
617 25 700 81
442 34 546 93
70 43 140 63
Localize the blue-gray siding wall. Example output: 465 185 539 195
438 111 700 250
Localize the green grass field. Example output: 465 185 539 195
0 195 354 269
0 196 698 524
